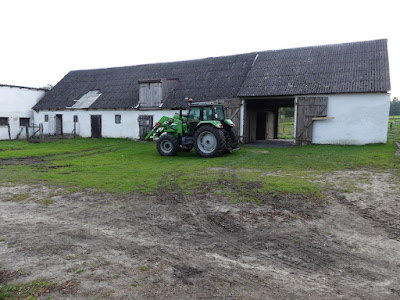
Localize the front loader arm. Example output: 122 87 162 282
144 116 183 140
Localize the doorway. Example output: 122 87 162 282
91 115 102 138
55 114 63 135
246 98 295 143
256 112 266 140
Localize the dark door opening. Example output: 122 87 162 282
256 112 266 140
55 114 63 135
91 115 102 138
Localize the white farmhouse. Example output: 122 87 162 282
33 39 391 145
0 85 46 140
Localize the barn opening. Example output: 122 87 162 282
245 98 295 143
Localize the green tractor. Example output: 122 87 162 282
145 100 239 158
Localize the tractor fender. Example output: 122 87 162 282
196 120 223 129
224 119 234 126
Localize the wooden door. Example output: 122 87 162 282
224 99 241 137
55 114 63 135
139 82 162 107
295 97 328 146
91 115 102 138
138 115 153 140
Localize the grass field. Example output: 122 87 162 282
278 119 294 139
0 138 398 203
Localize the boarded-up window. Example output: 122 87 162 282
115 115 121 124
139 81 162 107
0 117 9 126
19 118 30 127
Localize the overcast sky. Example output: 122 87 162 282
0 0 398 98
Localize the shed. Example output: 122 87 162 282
33 39 391 145
0 84 46 140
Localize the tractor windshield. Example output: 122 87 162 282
188 107 201 121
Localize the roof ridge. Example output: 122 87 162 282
68 39 387 74
0 84 47 91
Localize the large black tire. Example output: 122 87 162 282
194 125 226 158
228 128 240 149
156 133 179 156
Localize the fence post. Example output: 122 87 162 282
40 123 44 142
25 124 29 141
7 124 11 140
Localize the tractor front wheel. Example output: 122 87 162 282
194 125 226 158
157 133 179 156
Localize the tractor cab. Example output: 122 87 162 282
186 103 226 135
187 103 226 122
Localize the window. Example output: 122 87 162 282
203 106 213 120
0 117 8 126
188 107 201 121
44 115 49 122
73 115 78 122
19 118 30 127
72 90 101 109
115 115 121 124
214 105 225 120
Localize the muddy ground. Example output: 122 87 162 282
1 167 400 299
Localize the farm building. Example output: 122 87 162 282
0 84 46 140
33 39 391 145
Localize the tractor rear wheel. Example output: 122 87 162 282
194 125 226 158
157 133 179 156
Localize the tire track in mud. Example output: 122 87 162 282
181 190 381 295
334 192 400 241
182 193 322 277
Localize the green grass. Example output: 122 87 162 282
0 280 54 300
278 119 294 139
0 138 398 201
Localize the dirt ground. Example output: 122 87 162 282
1 167 400 299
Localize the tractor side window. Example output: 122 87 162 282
214 106 225 120
203 107 213 120
188 107 201 121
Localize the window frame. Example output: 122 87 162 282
19 118 30 127
115 114 121 124
0 117 9 126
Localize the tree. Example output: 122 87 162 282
280 107 294 118
389 97 400 115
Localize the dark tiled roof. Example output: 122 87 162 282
33 53 256 110
238 39 390 97
33 39 390 111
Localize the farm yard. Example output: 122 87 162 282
0 138 400 299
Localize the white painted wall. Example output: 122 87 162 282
311 93 390 145
34 109 181 139
0 86 46 140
